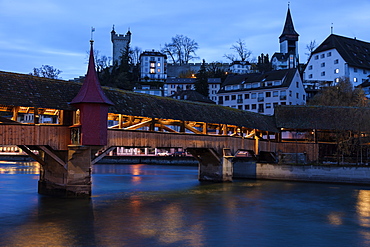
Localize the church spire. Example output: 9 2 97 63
279 6 299 42
70 40 113 105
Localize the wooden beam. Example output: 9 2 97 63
124 119 152 130
91 146 116 165
38 146 67 170
184 123 202 134
17 145 46 166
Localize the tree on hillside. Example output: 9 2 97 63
98 42 136 90
30 65 62 79
161 35 199 65
307 77 368 107
256 53 272 73
224 39 252 62
194 60 209 97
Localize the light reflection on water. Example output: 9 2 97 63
1 163 370 246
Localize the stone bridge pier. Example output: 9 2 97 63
187 148 234 182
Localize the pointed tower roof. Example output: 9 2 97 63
70 41 114 105
279 7 299 42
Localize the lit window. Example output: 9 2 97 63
150 62 155 68
334 69 339 74
354 77 358 82
335 78 340 83
157 69 161 73
150 68 155 74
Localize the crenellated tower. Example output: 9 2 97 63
111 26 131 65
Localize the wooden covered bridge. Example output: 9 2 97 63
1 42 370 197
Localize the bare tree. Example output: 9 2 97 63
130 46 142 66
30 65 62 79
305 40 317 58
224 39 252 62
161 35 199 65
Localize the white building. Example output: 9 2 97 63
229 61 255 74
139 50 167 82
303 34 370 89
217 68 306 115
165 78 221 102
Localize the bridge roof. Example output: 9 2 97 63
0 71 278 132
275 105 370 132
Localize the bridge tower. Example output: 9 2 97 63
38 40 114 197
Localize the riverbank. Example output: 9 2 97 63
0 154 198 166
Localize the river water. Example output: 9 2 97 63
1 161 370 247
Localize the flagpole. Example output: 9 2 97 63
91 27 95 41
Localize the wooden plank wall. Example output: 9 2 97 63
0 125 70 150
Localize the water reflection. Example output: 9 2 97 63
357 189 370 228
2 164 370 246
0 161 40 174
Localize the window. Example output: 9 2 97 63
320 54 325 58
273 102 278 108
238 105 243 110
244 105 250 110
225 96 230 101
157 63 161 67
334 69 339 74
237 94 243 103
157 69 161 73
314 55 319 60
354 77 358 82
157 57 160 61
231 95 236 100
321 71 325 76
266 92 271 97
258 93 264 102
289 90 292 97
244 94 250 99
296 81 299 88
354 68 358 72
363 69 367 74
281 102 286 105
150 68 155 74
335 78 340 83
273 91 279 97
309 74 313 78
334 59 339 64
266 103 271 109
258 104 264 113
150 62 155 68
251 93 256 99
303 95 306 101
251 104 256 110
321 62 325 67
280 91 286 100
327 52 332 57
296 93 299 99
308 65 313 70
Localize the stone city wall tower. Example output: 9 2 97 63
111 26 131 65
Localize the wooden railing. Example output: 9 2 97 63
0 124 70 150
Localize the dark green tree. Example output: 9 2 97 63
98 42 136 90
194 60 209 98
256 53 272 73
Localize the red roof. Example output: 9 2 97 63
70 41 114 105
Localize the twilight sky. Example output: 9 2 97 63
1 0 370 80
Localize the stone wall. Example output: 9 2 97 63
234 161 370 184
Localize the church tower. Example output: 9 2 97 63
279 6 299 64
271 6 299 70
111 26 131 65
